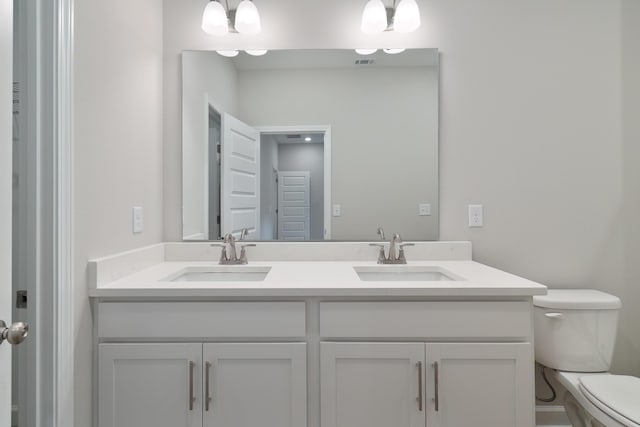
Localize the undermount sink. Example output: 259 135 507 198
164 266 271 282
353 266 461 282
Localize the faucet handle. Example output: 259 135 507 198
211 243 227 263
377 227 385 240
239 228 249 240
397 243 413 264
369 243 387 264
239 244 256 264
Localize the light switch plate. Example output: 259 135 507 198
132 207 143 233
418 203 431 216
332 204 341 217
468 204 483 227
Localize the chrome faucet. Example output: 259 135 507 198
369 232 414 264
211 232 255 264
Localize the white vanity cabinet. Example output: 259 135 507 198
202 343 307 427
423 343 533 427
320 343 426 427
318 302 535 427
95 302 308 427
98 343 203 427
98 343 307 427
320 342 532 427
94 298 536 427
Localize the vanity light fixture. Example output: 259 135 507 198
383 48 406 54
216 49 240 57
245 49 268 56
202 0 262 36
361 0 388 34
235 0 262 34
202 0 229 35
360 0 421 34
393 0 421 32
355 48 378 55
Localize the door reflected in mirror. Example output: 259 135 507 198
182 49 439 241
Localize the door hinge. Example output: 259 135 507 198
217 215 221 225
16 290 27 309
216 144 221 154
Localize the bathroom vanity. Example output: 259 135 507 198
89 241 546 427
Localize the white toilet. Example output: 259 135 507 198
533 289 640 427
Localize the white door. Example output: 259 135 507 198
278 171 310 240
1 0 13 422
203 343 307 427
321 343 425 427
425 343 534 427
98 343 203 427
221 113 260 239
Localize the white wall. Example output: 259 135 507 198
182 51 238 238
278 143 325 240
73 0 164 425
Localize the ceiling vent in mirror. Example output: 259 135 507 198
355 59 376 65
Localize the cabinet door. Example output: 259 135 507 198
425 343 534 427
203 343 307 427
98 343 203 427
321 343 425 427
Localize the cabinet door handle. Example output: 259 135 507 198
205 362 212 411
433 361 439 412
417 362 423 411
188 361 196 411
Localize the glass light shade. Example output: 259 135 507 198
383 48 406 54
201 1 229 36
361 0 387 34
216 50 239 57
393 0 421 33
355 48 378 55
235 0 262 35
245 49 268 56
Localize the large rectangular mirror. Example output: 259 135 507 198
182 48 439 241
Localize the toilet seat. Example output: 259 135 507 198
579 375 640 427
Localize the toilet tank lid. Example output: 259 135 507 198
533 289 621 310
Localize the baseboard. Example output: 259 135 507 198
536 404 570 426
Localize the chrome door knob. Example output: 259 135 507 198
0 320 29 346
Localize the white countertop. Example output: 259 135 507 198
88 259 547 299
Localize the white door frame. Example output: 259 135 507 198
2 0 74 425
55 0 75 424
256 125 332 240
1 0 14 423
11 0 75 425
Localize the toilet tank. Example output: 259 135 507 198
533 289 621 372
